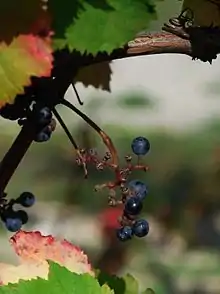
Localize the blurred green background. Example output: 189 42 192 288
1 1 220 294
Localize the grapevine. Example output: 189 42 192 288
0 0 220 242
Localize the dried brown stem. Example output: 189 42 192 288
62 99 119 167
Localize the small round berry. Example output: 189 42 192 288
16 210 29 224
131 136 150 156
17 192 35 207
35 126 51 142
128 180 148 200
5 217 22 232
116 226 133 241
133 219 149 238
124 196 143 216
34 106 52 127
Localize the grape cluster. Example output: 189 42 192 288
116 137 150 241
0 73 59 144
75 136 151 242
0 81 151 242
18 105 56 143
116 180 150 241
32 105 56 143
0 192 35 232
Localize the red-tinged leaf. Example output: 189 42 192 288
11 230 94 274
0 35 53 107
0 230 94 285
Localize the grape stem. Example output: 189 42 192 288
52 108 78 149
52 107 88 177
0 122 35 195
71 83 84 105
61 99 119 168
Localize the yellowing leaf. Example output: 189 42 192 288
123 274 139 294
101 284 115 294
0 35 53 107
0 230 93 285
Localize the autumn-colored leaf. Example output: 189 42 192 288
11 230 93 273
0 35 53 107
0 230 93 285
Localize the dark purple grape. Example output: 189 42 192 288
116 226 133 241
131 137 150 156
16 192 35 207
5 217 22 232
124 196 143 216
33 106 52 127
128 180 148 200
133 219 149 238
16 210 28 224
35 126 51 142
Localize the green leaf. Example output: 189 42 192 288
0 262 114 294
97 271 141 294
0 35 53 107
51 0 158 54
48 1 118 39
123 274 139 294
101 284 115 294
97 271 126 294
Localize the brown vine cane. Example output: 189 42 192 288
1 8 217 201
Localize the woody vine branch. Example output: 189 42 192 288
0 20 219 196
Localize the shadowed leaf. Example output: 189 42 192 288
75 62 112 91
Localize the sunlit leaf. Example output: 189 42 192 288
0 35 53 107
0 230 93 285
51 0 158 54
